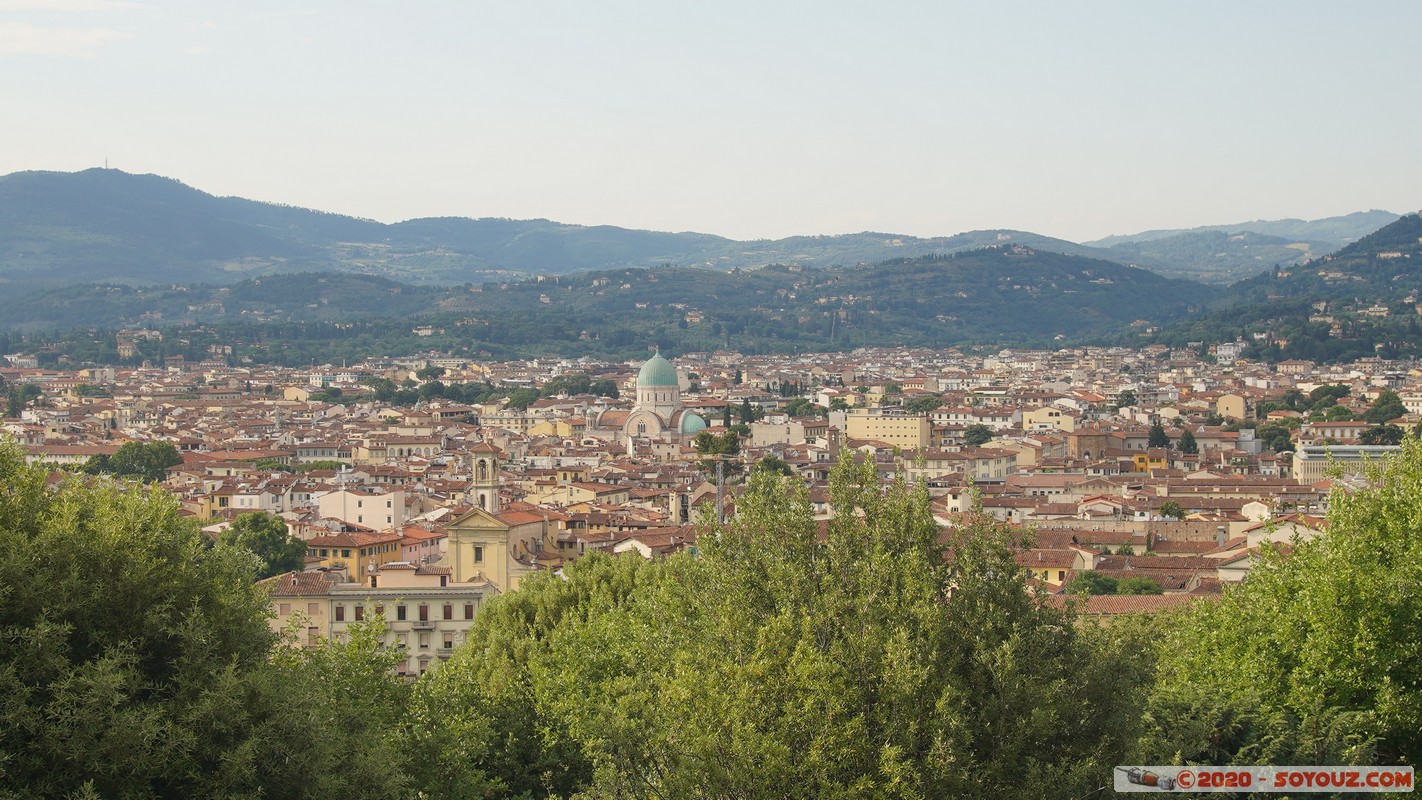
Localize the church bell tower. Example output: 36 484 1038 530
469 441 501 513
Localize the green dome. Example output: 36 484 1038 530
680 412 707 435
637 352 679 388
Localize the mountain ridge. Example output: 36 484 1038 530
4 168 1383 295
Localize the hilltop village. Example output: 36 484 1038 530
4 344 1414 675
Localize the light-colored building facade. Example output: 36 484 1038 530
261 564 493 677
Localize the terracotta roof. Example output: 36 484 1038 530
259 570 341 597
1045 593 1213 615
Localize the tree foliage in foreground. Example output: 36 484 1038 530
412 454 1153 798
0 442 410 800
1139 436 1422 767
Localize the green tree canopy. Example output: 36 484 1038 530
588 378 619 398
750 454 795 477
1364 390 1406 425
84 440 183 482
1116 576 1164 595
1066 569 1119 596
504 387 540 410
413 455 1152 798
902 393 943 414
784 397 816 417
1319 403 1358 422
1361 423 1405 446
693 429 743 479
1309 384 1350 407
1139 436 1422 766
1148 421 1171 449
0 441 411 799
737 397 762 424
220 512 307 579
1256 421 1297 452
963 423 994 446
1159 500 1187 520
5 383 42 418
1177 428 1198 454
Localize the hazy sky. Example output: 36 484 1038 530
2 1 1418 242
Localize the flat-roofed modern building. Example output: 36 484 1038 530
1292 444 1401 483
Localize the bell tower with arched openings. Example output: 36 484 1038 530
469 441 502 513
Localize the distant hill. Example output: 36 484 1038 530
0 168 1181 296
1086 210 1400 248
1 246 1217 362
1144 214 1422 362
0 272 469 331
1083 211 1401 284
1094 230 1334 284
482 246 1216 347
0 169 1398 298
1227 213 1422 304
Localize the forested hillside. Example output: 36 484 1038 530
1144 214 1422 362
6 247 1216 363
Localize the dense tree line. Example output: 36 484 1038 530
0 442 408 799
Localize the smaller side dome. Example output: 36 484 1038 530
680 412 708 435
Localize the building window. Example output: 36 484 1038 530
442 604 453 620
474 546 484 563
279 603 291 615
397 605 407 621
464 603 475 620
354 605 364 622
419 604 429 622
342 549 351 558
335 605 345 622
307 602 319 615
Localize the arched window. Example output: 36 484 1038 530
476 459 488 480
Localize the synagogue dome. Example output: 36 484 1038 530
636 351 679 388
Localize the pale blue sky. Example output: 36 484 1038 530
2 0 1417 242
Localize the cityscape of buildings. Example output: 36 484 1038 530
5 343 1412 674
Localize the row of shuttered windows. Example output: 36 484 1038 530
335 602 475 622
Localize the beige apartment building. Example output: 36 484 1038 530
844 408 931 450
261 563 493 677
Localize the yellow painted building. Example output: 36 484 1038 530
844 408 931 450
305 531 405 575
